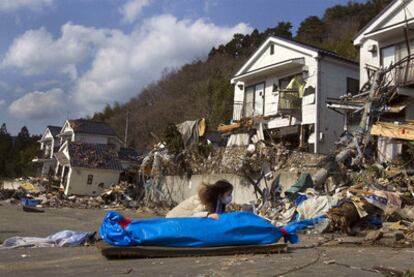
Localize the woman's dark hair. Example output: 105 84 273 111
198 180 233 212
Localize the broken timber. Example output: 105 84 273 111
371 122 414 141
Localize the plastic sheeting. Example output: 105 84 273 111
0 230 95 249
100 211 298 247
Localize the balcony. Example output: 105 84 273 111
395 58 414 86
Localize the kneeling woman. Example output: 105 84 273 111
166 180 233 219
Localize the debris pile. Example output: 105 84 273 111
0 178 172 212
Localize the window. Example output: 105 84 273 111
346 78 359 95
381 46 395 67
243 83 265 117
270 44 274 55
87 174 93 185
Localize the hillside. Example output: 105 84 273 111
92 0 392 150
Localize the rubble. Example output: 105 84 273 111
0 178 171 213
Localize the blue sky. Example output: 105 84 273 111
0 0 365 135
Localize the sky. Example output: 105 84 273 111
0 0 365 135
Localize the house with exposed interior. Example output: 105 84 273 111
327 0 414 162
54 142 123 195
50 119 140 195
230 35 359 154
33 126 61 176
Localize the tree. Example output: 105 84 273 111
296 16 326 45
265 22 293 39
15 126 30 151
0 123 13 177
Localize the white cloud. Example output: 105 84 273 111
120 0 151 24
3 15 252 117
73 15 252 114
1 23 116 79
8 88 65 120
0 0 53 12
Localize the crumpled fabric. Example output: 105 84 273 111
296 193 342 220
176 120 199 147
0 230 95 249
100 211 303 247
297 196 334 220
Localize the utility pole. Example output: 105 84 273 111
124 110 129 147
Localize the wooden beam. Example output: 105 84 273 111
371 122 414 141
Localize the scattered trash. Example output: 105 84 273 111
0 230 96 249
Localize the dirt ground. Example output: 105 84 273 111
0 203 413 277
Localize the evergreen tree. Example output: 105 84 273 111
0 123 13 177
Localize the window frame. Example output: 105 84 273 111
87 174 93 185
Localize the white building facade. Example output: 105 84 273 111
231 36 359 154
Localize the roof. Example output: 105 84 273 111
118 147 141 161
270 35 358 65
68 142 123 171
234 35 358 79
68 119 118 137
47 126 61 137
353 0 403 45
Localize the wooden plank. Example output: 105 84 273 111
217 123 241 133
371 122 414 141
97 241 288 259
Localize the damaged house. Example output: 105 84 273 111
327 0 414 162
230 35 359 154
52 119 140 195
33 126 61 176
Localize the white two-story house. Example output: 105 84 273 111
344 0 414 162
231 35 359 154
354 0 414 90
33 126 61 176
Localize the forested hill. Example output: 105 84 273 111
92 0 392 150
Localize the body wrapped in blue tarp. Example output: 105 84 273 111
100 211 292 247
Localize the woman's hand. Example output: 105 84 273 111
208 213 220 220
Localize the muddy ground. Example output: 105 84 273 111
0 203 413 277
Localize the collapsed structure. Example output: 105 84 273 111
33 119 141 196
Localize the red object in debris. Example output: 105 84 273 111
116 218 132 229
280 228 288 237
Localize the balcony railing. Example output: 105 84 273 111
395 57 414 86
233 101 244 121
278 89 301 115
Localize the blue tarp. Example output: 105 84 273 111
101 211 290 247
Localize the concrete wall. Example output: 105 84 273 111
66 167 120 196
162 170 318 205
318 58 359 154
